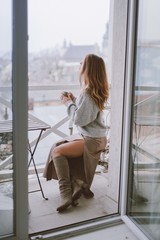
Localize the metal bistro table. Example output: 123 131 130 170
0 117 51 200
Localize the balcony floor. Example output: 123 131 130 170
28 169 118 234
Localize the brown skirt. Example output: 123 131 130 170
43 134 107 187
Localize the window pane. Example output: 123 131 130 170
0 0 14 237
127 1 160 240
27 0 118 235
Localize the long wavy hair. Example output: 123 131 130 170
80 54 109 111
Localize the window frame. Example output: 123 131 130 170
11 0 28 239
120 1 151 239
8 0 152 240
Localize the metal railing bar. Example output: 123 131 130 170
0 84 80 91
132 143 160 163
50 128 68 138
135 86 160 91
1 85 160 92
0 96 12 108
134 92 160 108
0 155 13 170
28 85 80 91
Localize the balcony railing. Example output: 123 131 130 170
0 85 111 180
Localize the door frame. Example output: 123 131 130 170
9 0 151 240
120 1 150 239
11 0 28 239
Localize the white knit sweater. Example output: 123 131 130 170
65 92 107 138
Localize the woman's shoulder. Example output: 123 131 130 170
77 91 89 101
78 91 96 107
78 91 93 105
82 90 92 100
83 91 99 111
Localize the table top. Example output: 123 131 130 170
0 118 50 133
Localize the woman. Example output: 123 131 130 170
43 54 109 212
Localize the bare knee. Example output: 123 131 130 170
52 146 62 158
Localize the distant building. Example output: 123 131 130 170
102 23 109 59
61 42 100 63
58 42 101 83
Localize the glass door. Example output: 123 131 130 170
0 0 14 237
27 0 118 237
0 0 28 239
127 0 160 239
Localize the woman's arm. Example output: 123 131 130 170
60 92 77 118
61 92 99 128
74 93 98 127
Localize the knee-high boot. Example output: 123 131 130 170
71 178 82 202
75 179 94 199
53 156 72 212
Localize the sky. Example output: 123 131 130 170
1 0 160 54
138 0 160 42
0 0 12 54
28 0 110 52
0 0 110 54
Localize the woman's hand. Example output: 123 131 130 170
68 92 75 101
60 92 72 104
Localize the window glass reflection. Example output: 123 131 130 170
128 1 160 240
27 0 118 234
0 0 13 237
